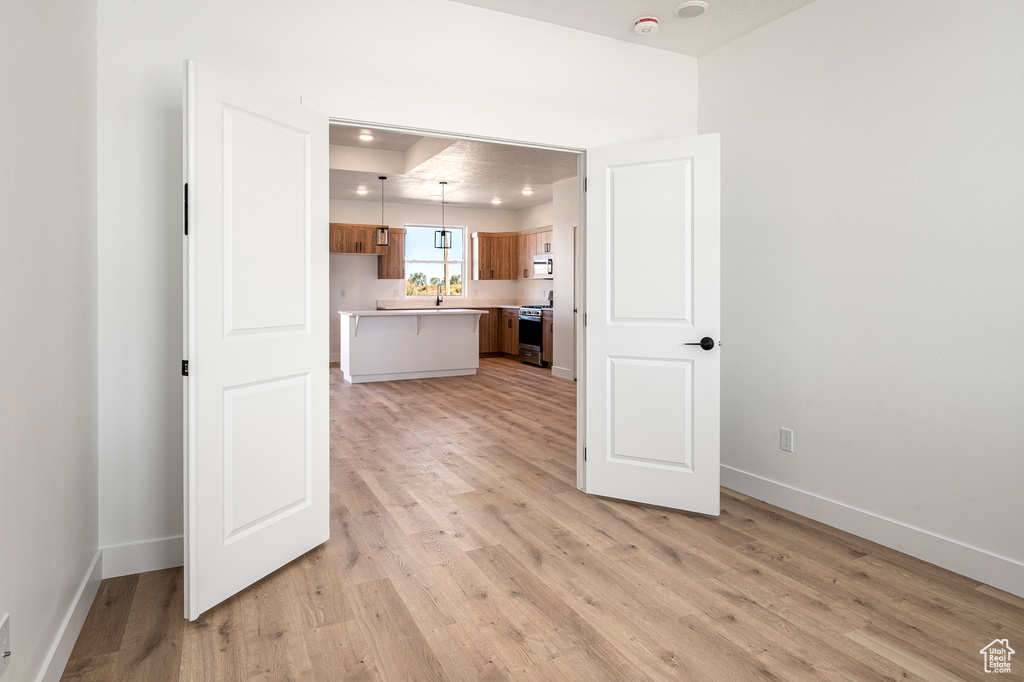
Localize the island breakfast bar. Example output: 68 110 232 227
338 309 488 383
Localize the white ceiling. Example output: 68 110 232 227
330 126 579 211
450 0 818 57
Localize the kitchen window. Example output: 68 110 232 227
405 225 465 297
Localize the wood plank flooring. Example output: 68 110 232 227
63 357 1023 680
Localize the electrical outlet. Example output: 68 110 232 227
780 428 793 453
1 612 10 678
339 289 346 298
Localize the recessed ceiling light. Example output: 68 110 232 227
521 188 534 195
358 130 374 141
356 187 368 195
674 1 708 18
491 198 502 205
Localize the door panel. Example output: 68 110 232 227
184 60 329 619
585 134 720 515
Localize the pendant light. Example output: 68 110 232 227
434 181 451 249
375 176 390 247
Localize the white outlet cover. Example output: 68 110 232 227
1 612 10 678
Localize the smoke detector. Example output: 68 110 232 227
634 16 659 35
674 1 709 18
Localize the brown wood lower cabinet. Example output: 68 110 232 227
478 308 501 354
500 309 519 355
542 309 553 365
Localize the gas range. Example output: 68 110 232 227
518 304 552 314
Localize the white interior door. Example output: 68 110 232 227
584 134 721 515
184 60 329 619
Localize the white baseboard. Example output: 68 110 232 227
551 365 574 381
722 465 1024 598
39 551 102 682
101 536 184 579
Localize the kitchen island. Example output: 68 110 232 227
338 309 488 384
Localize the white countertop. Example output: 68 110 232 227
374 304 523 311
339 308 488 317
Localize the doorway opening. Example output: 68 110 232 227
326 120 586 486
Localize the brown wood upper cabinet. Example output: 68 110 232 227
472 232 518 280
376 227 406 280
474 229 553 281
330 223 406 280
330 223 387 255
518 229 553 280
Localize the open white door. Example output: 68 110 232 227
184 61 329 619
584 134 721 515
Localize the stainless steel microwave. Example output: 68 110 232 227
532 254 553 279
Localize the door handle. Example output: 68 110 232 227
685 337 716 351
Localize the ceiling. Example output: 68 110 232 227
330 126 579 211
450 0 818 57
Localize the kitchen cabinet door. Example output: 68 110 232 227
331 223 384 254
517 232 536 280
478 308 501 354
500 309 519 355
377 228 405 280
538 230 552 254
473 232 519 280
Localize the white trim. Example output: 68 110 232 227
344 368 476 384
38 551 102 682
101 536 184 579
722 465 1024 598
302 96 592 153
551 366 574 381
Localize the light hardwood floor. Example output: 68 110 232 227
63 357 1023 681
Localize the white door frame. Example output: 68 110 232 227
323 113 589 491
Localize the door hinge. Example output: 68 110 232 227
584 447 587 461
181 360 189 377
584 313 587 327
183 183 189 236
584 177 587 192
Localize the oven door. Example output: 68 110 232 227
518 313 544 366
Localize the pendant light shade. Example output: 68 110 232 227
434 181 451 249
376 176 390 247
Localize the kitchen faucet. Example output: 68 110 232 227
436 286 443 306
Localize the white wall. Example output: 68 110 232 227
552 177 580 379
700 0 1024 593
0 1 100 679
95 0 696 566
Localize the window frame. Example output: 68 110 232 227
403 224 467 298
